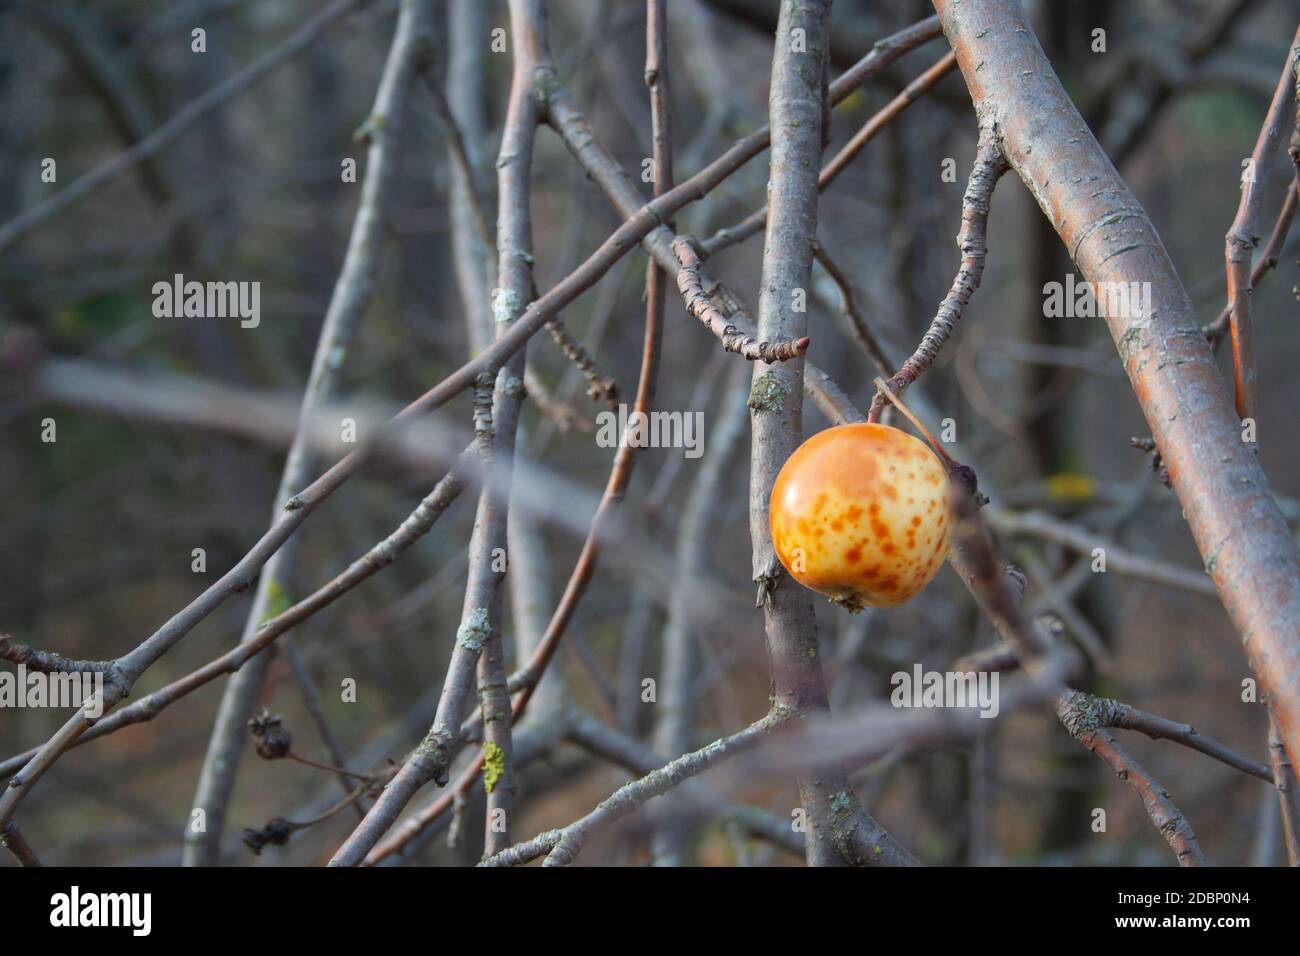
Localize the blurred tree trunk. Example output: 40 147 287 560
1018 0 1122 856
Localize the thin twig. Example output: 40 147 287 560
481 710 791 867
1222 25 1300 422
570 710 804 858
540 309 621 404
986 506 1219 598
183 0 435 866
1205 178 1298 348
1268 715 1300 865
671 237 809 361
0 448 474 783
702 51 957 255
1056 689 1207 866
869 123 1009 420
812 239 893 376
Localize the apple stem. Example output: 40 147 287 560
870 378 952 465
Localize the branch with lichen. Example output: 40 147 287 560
1082 699 1272 781
328 0 547 867
481 709 791 867
910 430 1210 865
360 12 943 866
1055 689 1207 866
944 501 1244 867
741 0 917 869
0 11 951 860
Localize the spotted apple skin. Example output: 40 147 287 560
769 423 951 610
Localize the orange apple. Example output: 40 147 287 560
770 423 952 610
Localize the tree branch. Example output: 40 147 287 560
743 0 914 868
934 0 1300 781
868 122 1008 420
1268 715 1300 865
183 0 435 866
1223 26 1300 422
481 709 791 867
1056 689 1207 866
702 50 957 255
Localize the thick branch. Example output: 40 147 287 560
934 0 1300 780
745 0 913 869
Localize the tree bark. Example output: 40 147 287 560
747 0 915 867
933 0 1300 771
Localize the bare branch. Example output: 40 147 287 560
1056 690 1207 866
868 123 1008 420
744 0 914 868
1205 179 1298 348
481 710 791 867
986 506 1219 599
328 0 545 866
0 634 114 674
1268 716 1300 865
935 0 1300 780
1223 26 1300 422
671 236 809 362
570 711 804 858
812 239 894 377
184 0 435 866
